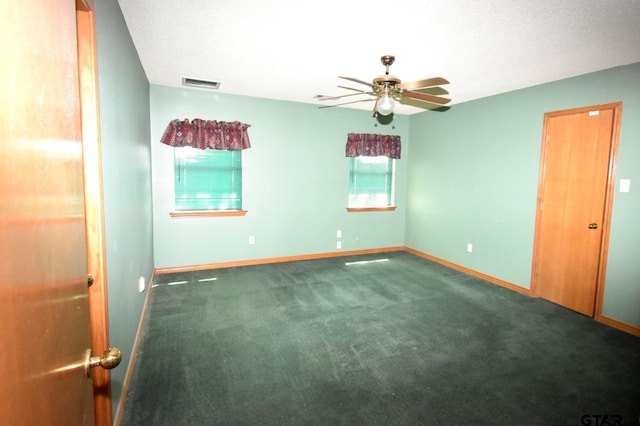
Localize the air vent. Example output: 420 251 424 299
182 77 221 90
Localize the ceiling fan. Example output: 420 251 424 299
317 55 451 117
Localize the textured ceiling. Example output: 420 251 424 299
117 0 640 115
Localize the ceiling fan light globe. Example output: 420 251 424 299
376 94 395 116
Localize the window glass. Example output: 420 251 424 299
348 156 394 208
174 148 242 211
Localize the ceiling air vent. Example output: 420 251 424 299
182 77 221 90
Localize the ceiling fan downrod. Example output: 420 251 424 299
380 55 395 75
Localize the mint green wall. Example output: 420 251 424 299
407 63 640 328
95 0 154 417
150 86 408 269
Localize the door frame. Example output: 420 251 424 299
77 0 113 424
530 102 623 321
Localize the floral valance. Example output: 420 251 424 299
345 133 401 159
160 118 251 151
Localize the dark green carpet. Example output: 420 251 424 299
120 251 640 425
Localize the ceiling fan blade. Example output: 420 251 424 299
414 86 449 96
399 77 449 91
390 86 448 98
402 90 451 105
337 85 370 93
318 98 376 108
317 91 373 101
399 97 451 112
338 76 373 88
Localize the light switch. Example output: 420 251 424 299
620 179 630 193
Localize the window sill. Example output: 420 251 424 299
170 210 248 218
346 206 397 212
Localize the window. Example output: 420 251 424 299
174 147 243 211
348 156 395 208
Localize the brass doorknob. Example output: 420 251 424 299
588 223 598 229
84 348 122 377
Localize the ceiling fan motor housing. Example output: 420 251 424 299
373 75 402 99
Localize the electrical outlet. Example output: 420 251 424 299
336 230 342 238
138 276 146 293
467 243 473 253
337 241 342 249
249 235 255 245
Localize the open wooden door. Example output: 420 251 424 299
0 0 118 424
532 103 621 317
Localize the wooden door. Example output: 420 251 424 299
532 103 621 316
0 0 95 424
